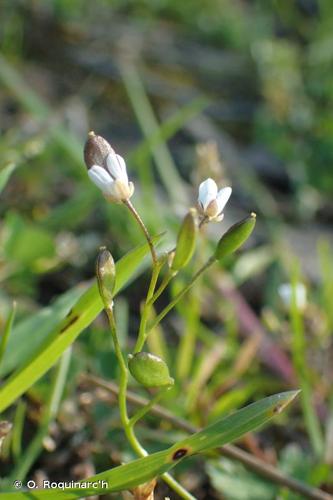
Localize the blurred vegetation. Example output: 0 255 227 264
0 0 333 498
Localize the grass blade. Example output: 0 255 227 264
0 237 161 413
0 302 16 367
121 61 188 203
0 391 298 498
0 163 16 194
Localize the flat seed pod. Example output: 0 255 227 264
171 209 197 272
128 352 174 388
215 213 256 261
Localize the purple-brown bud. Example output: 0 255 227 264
84 131 113 170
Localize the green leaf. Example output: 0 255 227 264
0 302 16 368
0 288 82 379
0 391 298 497
0 237 161 413
3 213 55 268
0 163 16 193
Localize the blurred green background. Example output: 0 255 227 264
1 1 333 498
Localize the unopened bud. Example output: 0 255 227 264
215 213 256 260
96 247 116 308
171 209 197 272
84 131 113 169
128 352 174 388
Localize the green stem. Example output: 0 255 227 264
129 386 171 428
162 474 196 499
133 263 161 353
147 256 216 335
105 307 129 426
148 271 175 306
105 307 192 499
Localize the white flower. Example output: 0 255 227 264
88 149 134 203
278 283 307 311
198 178 232 221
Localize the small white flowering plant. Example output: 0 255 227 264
81 133 298 499
0 133 299 500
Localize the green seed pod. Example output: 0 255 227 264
84 131 113 169
215 213 256 261
171 209 197 272
128 352 174 388
96 247 116 308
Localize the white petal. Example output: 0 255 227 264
216 186 232 213
198 178 218 210
88 166 113 194
106 151 128 183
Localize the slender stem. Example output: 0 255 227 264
105 307 192 499
162 474 196 499
84 374 332 500
129 386 171 428
124 199 157 264
148 271 175 306
199 216 209 229
105 307 129 426
134 263 161 353
147 257 216 335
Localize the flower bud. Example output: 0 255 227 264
96 247 116 308
171 209 197 272
85 132 134 203
215 213 256 261
198 178 232 222
84 131 113 170
128 352 174 388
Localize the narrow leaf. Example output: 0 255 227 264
0 237 161 413
0 391 298 498
0 163 16 194
0 302 16 367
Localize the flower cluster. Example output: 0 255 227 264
84 133 232 222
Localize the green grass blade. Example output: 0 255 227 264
0 288 82 378
0 237 161 413
0 54 83 171
0 391 298 498
175 391 299 454
0 302 16 367
121 61 188 203
10 348 72 482
290 264 324 457
128 95 209 166
0 163 16 194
